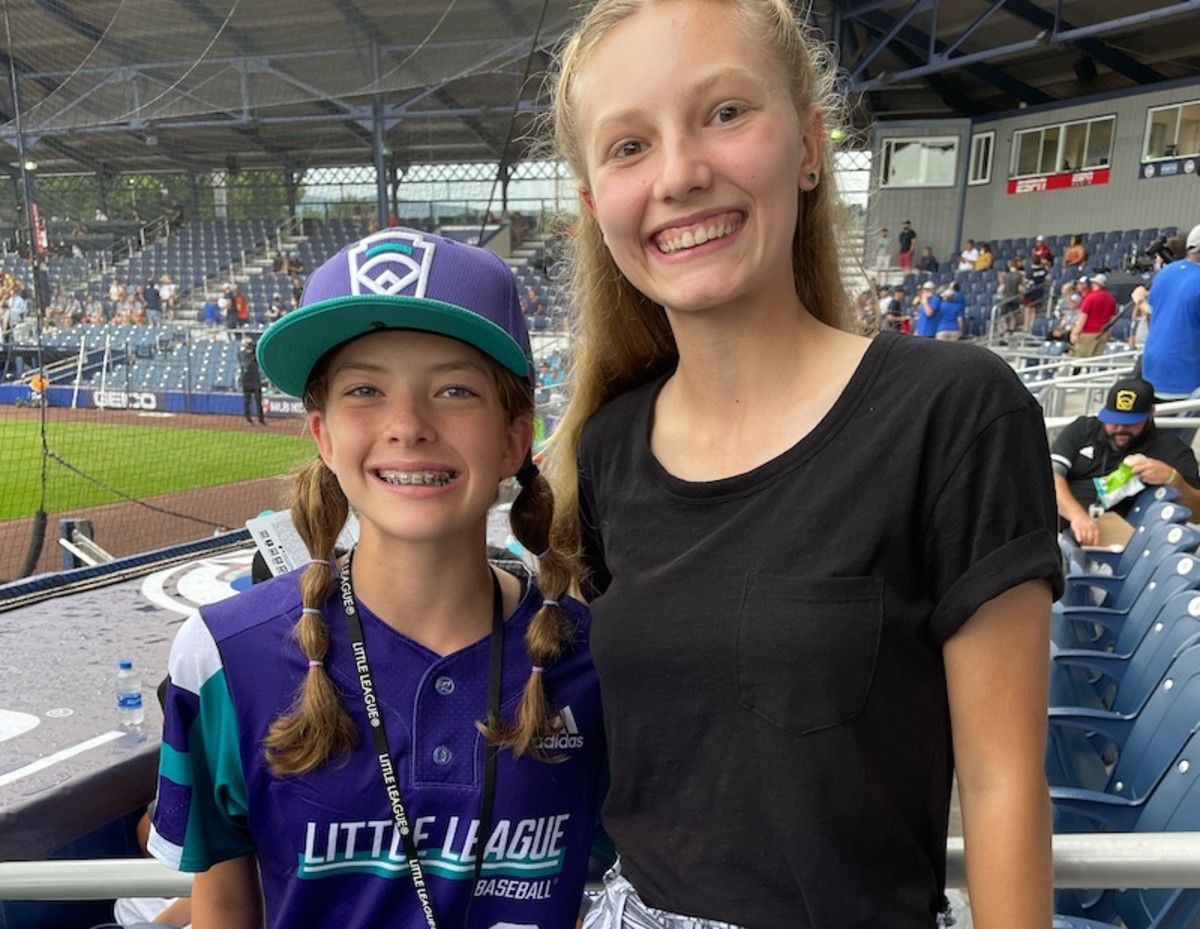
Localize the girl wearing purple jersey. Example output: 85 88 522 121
545 1 1061 928
149 229 603 929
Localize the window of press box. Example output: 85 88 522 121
879 137 959 188
1010 115 1115 178
1144 101 1200 160
968 132 994 186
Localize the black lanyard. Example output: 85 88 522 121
338 553 504 929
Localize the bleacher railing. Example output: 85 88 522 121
2 834 1200 900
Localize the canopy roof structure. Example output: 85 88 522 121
0 0 1195 178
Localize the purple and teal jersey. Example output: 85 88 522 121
148 568 603 929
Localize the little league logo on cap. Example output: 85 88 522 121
347 230 436 298
256 227 533 399
1114 390 1139 412
1098 377 1155 425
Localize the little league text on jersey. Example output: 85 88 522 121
299 813 571 883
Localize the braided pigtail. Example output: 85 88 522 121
477 454 578 758
264 458 359 775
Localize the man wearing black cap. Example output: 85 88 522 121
1050 376 1200 544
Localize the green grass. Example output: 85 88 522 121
0 419 314 521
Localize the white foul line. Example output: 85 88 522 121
0 731 128 788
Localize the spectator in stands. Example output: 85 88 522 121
149 229 601 929
996 258 1023 331
1032 234 1053 265
1141 224 1200 400
285 253 306 275
144 277 162 327
1049 281 1080 342
271 251 285 273
265 294 285 325
973 241 994 271
1050 376 1200 544
546 4 1061 926
65 293 84 328
1023 253 1051 332
936 283 965 341
222 285 239 331
203 294 220 329
1063 233 1088 268
883 284 909 331
1070 272 1117 357
914 280 939 338
4 287 27 342
239 336 266 425
84 295 107 324
896 220 916 270
957 238 979 271
1128 284 1151 349
873 226 890 271
108 276 125 316
159 274 177 318
916 245 937 273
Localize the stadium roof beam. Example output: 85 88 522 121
997 0 1167 85
433 88 507 161
850 7 1053 106
856 15 984 116
324 0 380 43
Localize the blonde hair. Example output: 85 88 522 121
265 348 576 776
545 0 856 577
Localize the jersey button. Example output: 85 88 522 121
434 676 455 695
433 745 453 765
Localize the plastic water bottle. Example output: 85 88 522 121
116 659 145 730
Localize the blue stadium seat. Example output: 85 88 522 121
1052 723 1200 929
1048 619 1200 795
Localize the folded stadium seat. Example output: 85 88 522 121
1111 317 1132 341
1051 724 1200 929
1048 587 1200 781
1052 549 1200 674
1048 637 1200 814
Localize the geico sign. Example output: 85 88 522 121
94 390 158 410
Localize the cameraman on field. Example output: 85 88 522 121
1141 224 1200 400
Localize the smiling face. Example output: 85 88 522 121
574 0 820 317
308 330 531 552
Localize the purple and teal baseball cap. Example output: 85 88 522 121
256 227 533 399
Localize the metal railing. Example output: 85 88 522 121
2 834 1200 900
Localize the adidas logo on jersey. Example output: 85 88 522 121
534 706 584 751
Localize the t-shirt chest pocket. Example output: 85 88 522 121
736 574 883 735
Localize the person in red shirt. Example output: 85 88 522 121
1032 234 1053 265
1070 273 1117 357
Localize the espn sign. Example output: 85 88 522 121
1007 167 1111 195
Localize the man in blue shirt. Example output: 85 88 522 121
1143 224 1200 399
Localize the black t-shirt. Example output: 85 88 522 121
1050 416 1199 515
898 227 916 253
578 332 1063 929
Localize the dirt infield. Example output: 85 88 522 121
0 406 306 582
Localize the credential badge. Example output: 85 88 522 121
348 230 436 298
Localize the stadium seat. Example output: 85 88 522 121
1052 724 1200 929
1048 629 1200 797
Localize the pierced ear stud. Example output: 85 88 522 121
806 172 818 184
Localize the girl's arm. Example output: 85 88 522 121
190 855 263 929
944 579 1053 929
